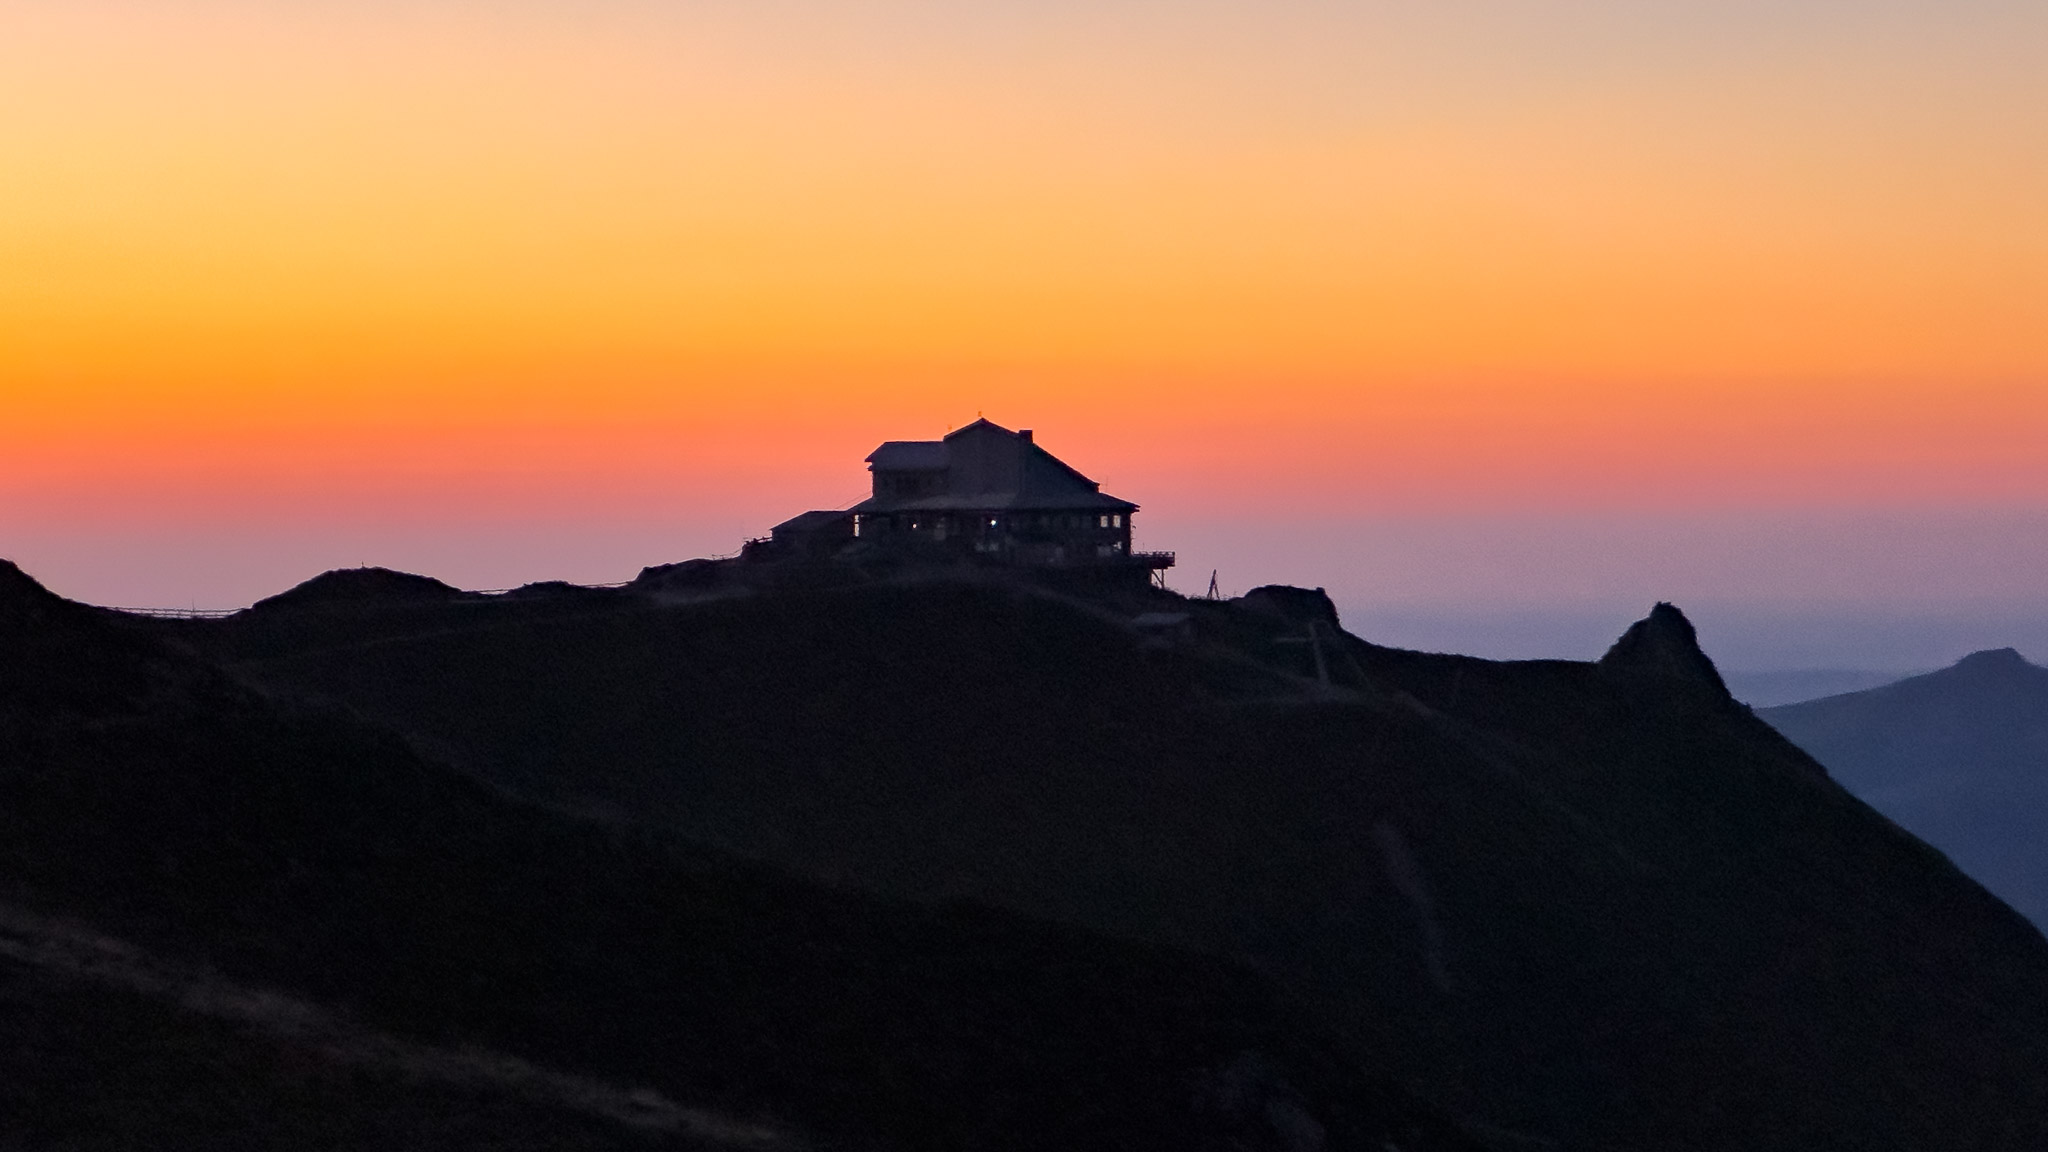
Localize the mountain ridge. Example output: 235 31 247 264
0 558 1479 1152
151 556 2048 1150
9 556 2048 1148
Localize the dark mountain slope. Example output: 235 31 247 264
167 564 2048 1152
1 924 690 1152
0 560 1474 1152
1760 648 2048 929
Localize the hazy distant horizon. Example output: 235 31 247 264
8 504 2044 676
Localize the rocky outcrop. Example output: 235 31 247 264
1239 584 1341 629
1599 601 1733 700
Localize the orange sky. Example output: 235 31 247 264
3 1 2046 615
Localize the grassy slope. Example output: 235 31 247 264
185 567 2048 1152
0 956 671 1152
0 563 1474 1152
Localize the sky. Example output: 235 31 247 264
3 1 2045 670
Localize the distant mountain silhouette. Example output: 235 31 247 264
1760 648 2048 929
1722 667 1919 707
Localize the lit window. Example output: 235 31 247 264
1113 514 1122 528
1098 515 1109 528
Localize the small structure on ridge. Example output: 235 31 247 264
763 418 1174 580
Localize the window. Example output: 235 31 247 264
1098 515 1109 528
1112 514 1122 528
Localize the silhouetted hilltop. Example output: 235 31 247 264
1239 583 1342 628
1761 648 2048 928
1 559 98 632
1 560 1476 1152
501 579 619 601
118 554 2048 1152
248 566 474 613
1952 646 2041 680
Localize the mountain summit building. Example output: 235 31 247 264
764 419 1173 579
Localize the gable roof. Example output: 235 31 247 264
855 419 1138 513
851 489 1134 514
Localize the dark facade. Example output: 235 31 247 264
768 509 857 557
764 420 1172 573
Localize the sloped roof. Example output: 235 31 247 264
849 490 1135 514
858 419 1139 513
865 441 949 469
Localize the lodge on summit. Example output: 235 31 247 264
761 419 1174 580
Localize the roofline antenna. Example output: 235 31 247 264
1206 570 1220 600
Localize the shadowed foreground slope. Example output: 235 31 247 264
0 560 1475 1152
1761 648 2048 929
148 560 2048 1152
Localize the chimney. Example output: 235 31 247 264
1018 429 1033 444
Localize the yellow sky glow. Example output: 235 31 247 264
3 1 2045 522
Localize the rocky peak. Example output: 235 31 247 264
1599 602 1732 700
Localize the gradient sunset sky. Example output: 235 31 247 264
5 1 2045 668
